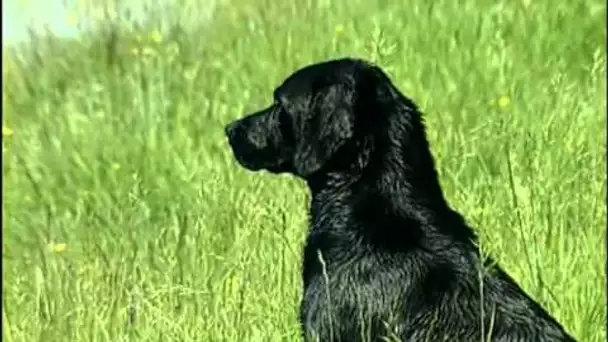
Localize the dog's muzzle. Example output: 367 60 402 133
225 120 261 170
225 110 292 174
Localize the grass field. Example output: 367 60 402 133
2 0 606 341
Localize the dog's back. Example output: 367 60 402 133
300 181 576 342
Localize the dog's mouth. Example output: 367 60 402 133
227 139 292 173
234 152 291 173
226 137 262 171
225 121 292 173
234 154 264 171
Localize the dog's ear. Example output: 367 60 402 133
355 65 397 113
293 85 355 177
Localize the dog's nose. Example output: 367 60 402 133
225 121 239 138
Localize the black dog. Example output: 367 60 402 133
225 58 576 342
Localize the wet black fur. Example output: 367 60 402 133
224 58 577 342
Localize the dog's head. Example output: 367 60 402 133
225 58 418 178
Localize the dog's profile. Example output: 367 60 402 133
225 58 576 342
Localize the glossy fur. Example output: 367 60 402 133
225 58 576 342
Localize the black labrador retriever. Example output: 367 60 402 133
225 58 576 342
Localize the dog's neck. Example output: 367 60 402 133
306 150 448 223
305 114 475 246
307 113 448 209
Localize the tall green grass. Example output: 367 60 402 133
2 0 606 341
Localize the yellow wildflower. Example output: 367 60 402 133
2 126 13 137
335 24 345 35
497 95 510 108
149 30 162 43
48 243 67 253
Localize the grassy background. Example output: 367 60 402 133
2 0 606 341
